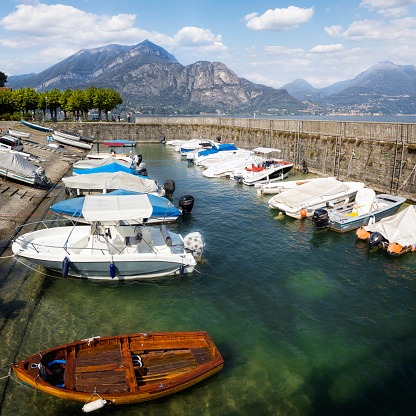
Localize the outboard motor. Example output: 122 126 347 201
368 232 385 248
312 208 330 229
132 154 143 169
178 195 194 215
160 136 166 144
216 136 221 143
164 180 176 196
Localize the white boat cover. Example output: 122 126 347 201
0 152 43 181
352 188 376 215
252 147 281 154
73 157 131 170
270 178 351 208
62 171 159 194
364 205 416 246
82 194 153 223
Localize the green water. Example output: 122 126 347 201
0 144 415 415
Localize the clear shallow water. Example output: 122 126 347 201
1 144 416 415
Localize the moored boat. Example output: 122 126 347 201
12 194 204 279
312 189 406 232
356 204 416 255
255 177 336 194
103 139 137 147
11 331 224 410
50 189 189 224
268 178 365 219
230 148 293 185
62 171 165 196
86 152 133 163
54 130 93 143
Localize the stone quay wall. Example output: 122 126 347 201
55 117 416 202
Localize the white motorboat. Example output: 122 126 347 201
51 134 93 150
0 152 49 187
7 128 30 139
194 144 247 166
202 154 264 178
72 155 146 173
255 177 336 194
62 171 165 196
86 152 133 163
356 205 416 256
12 194 205 280
268 178 365 219
230 148 293 186
179 139 215 155
312 189 406 232
54 130 93 143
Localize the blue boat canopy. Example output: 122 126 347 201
51 189 181 220
73 162 147 177
197 143 238 158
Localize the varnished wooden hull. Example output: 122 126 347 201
12 331 223 406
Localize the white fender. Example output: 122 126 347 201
82 398 107 412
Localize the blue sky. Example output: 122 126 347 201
1 0 416 88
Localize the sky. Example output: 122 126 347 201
1 0 416 89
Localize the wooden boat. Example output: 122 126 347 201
21 120 52 132
103 139 137 147
11 331 224 411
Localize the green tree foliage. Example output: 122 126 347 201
0 86 122 120
101 88 123 121
0 71 7 87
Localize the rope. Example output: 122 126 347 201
396 163 416 194
0 212 54 218
13 256 63 279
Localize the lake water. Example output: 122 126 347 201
0 144 415 415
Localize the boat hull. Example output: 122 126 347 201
12 225 197 280
12 331 224 406
327 194 406 232
52 134 92 150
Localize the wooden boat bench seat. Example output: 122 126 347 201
73 344 131 394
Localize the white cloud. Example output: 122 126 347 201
0 2 228 73
324 25 343 37
264 46 305 55
309 44 345 53
244 6 314 31
360 0 416 18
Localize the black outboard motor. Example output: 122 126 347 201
132 154 143 168
216 136 221 143
164 180 176 196
178 195 194 215
368 232 385 248
312 208 330 229
160 136 166 144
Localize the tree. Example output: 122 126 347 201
65 89 86 120
46 89 62 120
102 88 123 121
0 71 7 87
92 87 107 121
0 89 13 115
59 89 73 119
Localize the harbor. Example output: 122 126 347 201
0 124 415 415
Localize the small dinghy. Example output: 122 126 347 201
356 205 416 255
312 189 406 232
12 194 204 279
268 178 365 219
21 120 51 132
11 331 223 410
51 134 93 150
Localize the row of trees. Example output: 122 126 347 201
0 85 123 121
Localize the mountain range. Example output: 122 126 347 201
6 40 416 115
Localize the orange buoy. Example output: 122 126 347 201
387 242 411 256
356 227 371 240
300 209 307 217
